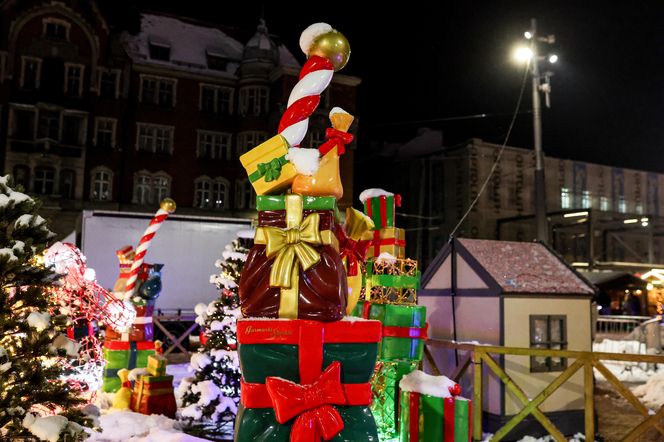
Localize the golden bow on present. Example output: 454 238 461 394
263 212 323 288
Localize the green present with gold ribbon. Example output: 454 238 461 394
239 194 347 322
371 360 419 440
239 134 297 195
399 370 471 442
353 301 427 361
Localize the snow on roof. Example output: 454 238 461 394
123 14 244 77
458 238 595 295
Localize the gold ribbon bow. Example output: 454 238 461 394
263 212 323 288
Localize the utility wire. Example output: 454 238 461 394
449 61 532 240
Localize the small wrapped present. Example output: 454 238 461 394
131 374 176 418
102 340 158 392
359 188 402 230
66 319 97 340
235 318 382 441
399 371 471 442
353 301 427 361
371 360 419 440
105 302 155 342
239 194 347 322
338 207 374 314
362 227 406 260
147 354 166 376
240 134 297 195
362 257 420 305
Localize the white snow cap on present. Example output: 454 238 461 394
286 148 320 176
359 188 394 204
27 311 51 330
330 106 349 116
399 370 459 398
376 252 398 264
237 229 255 239
299 23 333 55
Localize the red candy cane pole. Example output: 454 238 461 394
278 23 350 147
123 198 176 300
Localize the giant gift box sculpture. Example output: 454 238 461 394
235 22 382 441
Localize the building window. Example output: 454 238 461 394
197 131 231 160
90 167 112 201
95 118 116 149
10 106 36 140
581 190 591 208
235 179 255 209
136 124 174 154
99 69 120 98
195 177 229 210
13 165 29 190
140 76 176 107
206 50 227 70
133 172 171 205
61 113 86 146
34 167 55 195
199 85 233 114
600 196 610 211
38 110 60 140
236 131 267 156
635 203 643 214
60 169 76 199
64 64 84 97
149 42 171 61
239 86 268 116
530 315 567 373
21 57 41 90
560 187 571 209
43 18 70 40
618 196 627 213
0 52 7 82
309 130 325 149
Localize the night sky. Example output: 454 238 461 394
132 1 664 172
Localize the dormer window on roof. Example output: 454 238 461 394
206 49 227 71
148 36 171 61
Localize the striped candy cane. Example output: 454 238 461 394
278 55 334 147
123 198 176 300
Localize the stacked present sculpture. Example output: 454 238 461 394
351 188 428 440
235 23 382 441
102 199 175 392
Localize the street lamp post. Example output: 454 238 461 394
516 19 556 243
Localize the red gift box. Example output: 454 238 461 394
105 304 154 342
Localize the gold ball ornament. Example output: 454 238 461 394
160 198 177 213
309 30 351 71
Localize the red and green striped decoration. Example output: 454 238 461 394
399 391 471 442
363 194 402 230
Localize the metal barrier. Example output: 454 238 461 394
596 315 651 337
425 339 664 442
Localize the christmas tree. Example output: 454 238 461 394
177 230 253 438
0 176 91 441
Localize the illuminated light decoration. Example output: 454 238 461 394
513 46 533 63
623 218 639 224
563 211 589 218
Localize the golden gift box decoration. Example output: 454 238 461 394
240 134 297 195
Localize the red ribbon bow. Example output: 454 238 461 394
338 230 371 277
318 128 354 156
265 361 347 442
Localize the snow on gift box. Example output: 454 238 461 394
399 370 471 442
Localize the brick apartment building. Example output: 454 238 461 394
0 0 360 236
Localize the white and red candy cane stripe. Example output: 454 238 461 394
123 208 170 300
278 55 334 147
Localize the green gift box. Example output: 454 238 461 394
102 340 157 392
256 194 341 221
371 360 419 440
399 390 471 442
352 301 427 362
235 318 382 441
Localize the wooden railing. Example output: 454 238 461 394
425 339 664 442
153 309 197 356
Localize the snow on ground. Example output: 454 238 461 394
632 371 664 408
87 411 210 442
592 339 658 383
167 363 190 390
